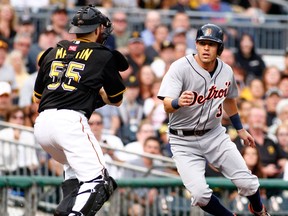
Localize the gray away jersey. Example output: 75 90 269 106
158 54 238 131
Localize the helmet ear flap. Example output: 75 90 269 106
218 43 224 56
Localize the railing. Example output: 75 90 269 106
1 176 288 216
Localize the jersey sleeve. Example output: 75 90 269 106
226 66 239 99
33 48 53 100
33 63 46 100
157 61 183 100
102 56 126 103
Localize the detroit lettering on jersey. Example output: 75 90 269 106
190 81 231 105
55 47 93 61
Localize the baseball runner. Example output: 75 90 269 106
33 5 128 216
157 24 270 216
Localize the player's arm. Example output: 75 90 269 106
223 98 238 117
99 87 124 107
101 54 126 107
223 98 255 147
33 69 46 104
163 97 178 113
161 91 194 113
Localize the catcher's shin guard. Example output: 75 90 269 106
68 172 117 216
76 176 117 216
54 178 80 216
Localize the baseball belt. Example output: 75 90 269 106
169 128 211 136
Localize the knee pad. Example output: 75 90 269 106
54 179 80 216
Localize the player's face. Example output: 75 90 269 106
196 40 218 63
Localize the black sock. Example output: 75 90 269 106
247 188 263 212
200 194 234 216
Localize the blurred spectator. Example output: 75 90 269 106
264 88 282 127
118 76 144 144
24 101 39 127
174 42 188 60
112 0 138 8
158 123 171 157
283 49 288 75
275 123 288 155
126 31 153 77
279 75 288 99
240 78 265 108
5 50 29 94
145 24 169 61
197 0 233 23
235 33 266 82
222 0 252 11
47 6 69 40
138 0 163 9
111 10 130 55
0 36 18 96
17 14 36 42
262 65 282 93
97 105 121 135
170 12 197 51
19 51 43 109
241 145 266 178
219 48 236 67
0 106 39 175
171 27 195 55
229 144 267 211
121 136 166 210
249 79 265 106
0 4 17 48
150 40 176 78
235 106 287 179
268 99 288 135
237 98 252 130
89 111 125 178
171 28 186 45
257 0 286 15
28 27 60 74
0 81 12 121
127 203 144 216
158 0 179 9
123 120 156 161
137 65 155 104
170 0 196 12
220 48 247 93
12 33 34 73
140 10 161 47
143 78 167 130
9 0 49 12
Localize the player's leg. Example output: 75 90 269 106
58 112 117 215
209 132 269 215
170 143 235 216
35 109 117 215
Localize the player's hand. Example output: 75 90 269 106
237 129 255 148
179 91 194 107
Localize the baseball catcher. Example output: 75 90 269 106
33 5 127 216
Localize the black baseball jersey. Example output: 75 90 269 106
34 39 126 119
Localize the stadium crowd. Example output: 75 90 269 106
0 0 288 214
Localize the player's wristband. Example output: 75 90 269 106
171 98 180 109
229 113 243 130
